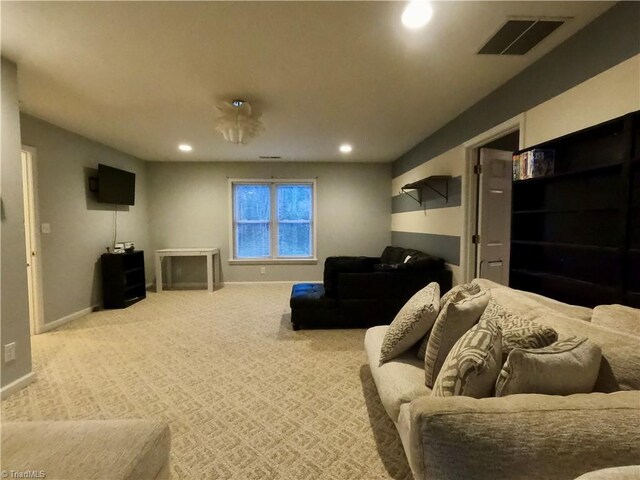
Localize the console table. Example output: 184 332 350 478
155 248 220 292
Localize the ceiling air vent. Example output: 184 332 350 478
478 18 566 55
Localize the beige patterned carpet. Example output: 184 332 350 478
1 284 411 479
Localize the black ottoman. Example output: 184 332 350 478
289 283 338 330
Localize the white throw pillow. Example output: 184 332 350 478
416 282 482 360
440 282 482 307
379 282 440 364
495 337 602 397
424 289 491 387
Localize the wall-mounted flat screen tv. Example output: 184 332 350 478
98 164 136 205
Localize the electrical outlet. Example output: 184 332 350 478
4 342 16 363
41 223 51 234
260 266 266 275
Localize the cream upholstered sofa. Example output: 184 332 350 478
364 279 640 480
1 420 171 480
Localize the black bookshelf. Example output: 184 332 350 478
510 111 640 308
101 250 146 309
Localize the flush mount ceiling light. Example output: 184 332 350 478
339 144 353 153
402 1 433 29
213 99 264 145
178 144 192 152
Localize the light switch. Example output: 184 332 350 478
41 223 51 234
4 342 16 363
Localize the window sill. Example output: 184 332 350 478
228 258 318 266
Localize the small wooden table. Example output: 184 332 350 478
155 248 220 292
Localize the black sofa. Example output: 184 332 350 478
290 246 452 330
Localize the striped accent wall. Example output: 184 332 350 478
391 231 460 266
392 1 640 178
390 2 640 286
391 145 466 282
392 176 462 213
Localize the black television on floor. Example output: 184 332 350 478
97 164 136 205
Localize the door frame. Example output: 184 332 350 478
461 114 525 283
21 145 45 335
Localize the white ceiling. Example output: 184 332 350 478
1 1 614 163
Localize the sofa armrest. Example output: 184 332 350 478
405 391 640 480
1 420 171 480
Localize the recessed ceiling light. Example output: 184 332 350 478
339 144 353 153
178 144 192 152
402 1 433 29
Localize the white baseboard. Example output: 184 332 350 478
39 304 99 334
222 280 322 285
154 282 209 290
150 281 319 289
1 371 36 399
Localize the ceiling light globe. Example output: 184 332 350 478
402 1 433 29
339 144 353 153
178 144 193 152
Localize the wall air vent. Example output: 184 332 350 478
259 156 281 160
478 18 566 55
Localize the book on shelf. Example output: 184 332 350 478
520 151 529 179
528 149 555 178
513 149 555 180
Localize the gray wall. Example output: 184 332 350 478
148 162 391 284
389 1 640 285
20 114 152 325
1 58 32 387
392 1 640 178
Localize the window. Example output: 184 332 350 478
231 180 316 261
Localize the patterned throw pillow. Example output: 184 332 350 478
424 289 491 387
379 282 440 364
495 337 602 397
416 283 482 359
431 318 502 398
479 300 558 360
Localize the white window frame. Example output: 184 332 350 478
228 179 317 264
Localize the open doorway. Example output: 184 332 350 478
463 117 524 285
473 133 519 284
21 146 44 335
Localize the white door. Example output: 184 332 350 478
476 148 513 285
21 148 43 335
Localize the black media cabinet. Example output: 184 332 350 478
101 250 146 308
510 110 640 308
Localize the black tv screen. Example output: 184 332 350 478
98 164 135 205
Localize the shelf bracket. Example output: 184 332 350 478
423 180 448 202
400 187 422 205
400 176 450 206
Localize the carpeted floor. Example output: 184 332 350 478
1 284 411 479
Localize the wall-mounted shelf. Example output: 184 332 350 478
400 175 451 205
510 110 640 308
